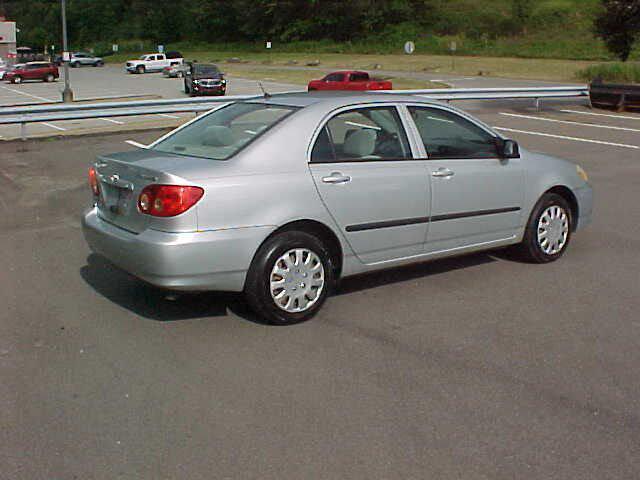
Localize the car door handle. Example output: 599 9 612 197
322 172 352 184
432 168 455 178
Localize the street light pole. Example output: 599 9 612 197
61 0 73 102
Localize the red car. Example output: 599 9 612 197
307 71 392 91
4 62 59 84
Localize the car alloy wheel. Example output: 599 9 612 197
537 205 569 255
45 74 55 82
245 230 335 325
270 248 325 313
515 192 573 263
136 66 145 74
12 76 22 84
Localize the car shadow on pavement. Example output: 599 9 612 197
80 254 266 323
81 251 505 323
336 252 497 295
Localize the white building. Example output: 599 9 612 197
0 19 17 61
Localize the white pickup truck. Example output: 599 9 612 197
125 52 183 74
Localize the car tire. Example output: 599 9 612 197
515 193 573 263
71 62 79 68
244 231 336 325
11 75 22 84
94 61 103 67
44 73 55 82
177 71 183 78
136 65 145 74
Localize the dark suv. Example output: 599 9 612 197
4 62 59 84
184 63 226 96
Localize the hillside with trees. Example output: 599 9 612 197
0 0 638 61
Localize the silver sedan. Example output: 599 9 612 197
82 93 593 324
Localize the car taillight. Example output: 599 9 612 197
138 185 204 217
88 167 100 196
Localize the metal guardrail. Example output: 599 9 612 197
0 86 590 140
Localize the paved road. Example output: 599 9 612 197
1 101 639 479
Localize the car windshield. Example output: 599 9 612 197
152 102 298 160
194 64 219 76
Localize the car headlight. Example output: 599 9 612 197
576 165 589 182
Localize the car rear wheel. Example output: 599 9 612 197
515 193 573 263
11 75 22 84
44 73 55 82
245 231 335 325
94 61 103 67
71 62 79 68
136 65 145 74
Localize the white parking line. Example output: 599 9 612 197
560 109 640 121
99 118 125 125
41 122 66 131
494 126 639 150
500 112 640 133
157 114 180 119
0 85 55 103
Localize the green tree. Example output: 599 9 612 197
595 0 640 61
511 0 533 34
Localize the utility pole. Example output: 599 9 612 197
61 0 73 102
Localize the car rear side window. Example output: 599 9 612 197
311 106 411 162
324 73 344 82
408 107 498 159
152 102 298 160
349 73 368 82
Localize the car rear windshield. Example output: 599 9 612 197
151 102 298 160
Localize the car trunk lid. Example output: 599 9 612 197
93 149 213 234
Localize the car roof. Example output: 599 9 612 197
248 92 441 109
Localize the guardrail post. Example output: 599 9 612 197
20 122 27 141
534 98 541 112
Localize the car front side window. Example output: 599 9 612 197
408 106 499 159
311 106 411 162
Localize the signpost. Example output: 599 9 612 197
450 41 457 71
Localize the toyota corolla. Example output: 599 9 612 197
82 93 593 325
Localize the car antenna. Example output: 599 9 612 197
258 82 271 98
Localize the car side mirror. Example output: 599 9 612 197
497 138 520 158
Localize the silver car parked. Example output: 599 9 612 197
82 93 593 324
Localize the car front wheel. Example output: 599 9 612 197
44 73 55 82
136 65 145 74
245 231 335 325
11 76 22 84
516 193 573 263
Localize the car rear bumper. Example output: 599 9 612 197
574 184 593 230
82 207 275 292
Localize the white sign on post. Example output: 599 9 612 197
62 51 70 62
158 44 164 53
266 41 272 49
112 44 119 52
404 41 415 55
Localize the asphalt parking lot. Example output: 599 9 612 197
0 65 299 140
1 100 639 479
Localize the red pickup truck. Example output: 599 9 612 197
307 71 392 91
4 62 59 84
